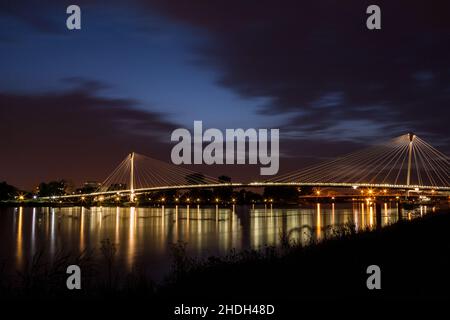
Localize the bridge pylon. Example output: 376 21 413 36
130 152 135 202
406 132 415 187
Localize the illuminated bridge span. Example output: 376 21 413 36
44 134 450 201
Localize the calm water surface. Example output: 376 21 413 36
0 202 433 280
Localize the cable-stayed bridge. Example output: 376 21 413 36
43 133 449 201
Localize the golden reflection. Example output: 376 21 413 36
361 203 365 228
197 207 203 236
80 207 85 250
67 208 73 243
369 205 374 228
175 206 179 237
128 207 136 271
316 203 321 239
252 209 261 247
185 205 190 237
90 207 96 231
98 209 102 229
16 207 23 270
115 206 120 243
384 203 388 225
331 203 335 225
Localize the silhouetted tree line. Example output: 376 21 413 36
0 175 315 203
37 180 68 197
129 174 314 205
263 186 314 203
0 181 17 200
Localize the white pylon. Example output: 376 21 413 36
130 152 135 202
406 133 415 186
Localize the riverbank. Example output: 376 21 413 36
1 208 448 302
159 209 450 301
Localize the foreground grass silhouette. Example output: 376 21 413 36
1 210 449 301
161 211 450 301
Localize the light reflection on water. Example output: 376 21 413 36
0 202 431 280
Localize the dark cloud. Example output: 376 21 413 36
0 0 119 37
0 81 178 188
0 81 277 187
144 0 450 149
0 1 63 34
4 0 448 148
1 1 448 186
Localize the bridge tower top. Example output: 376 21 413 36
406 133 415 185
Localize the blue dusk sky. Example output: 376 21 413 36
0 0 449 188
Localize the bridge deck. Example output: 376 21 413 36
41 182 450 200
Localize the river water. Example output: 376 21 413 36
0 202 434 281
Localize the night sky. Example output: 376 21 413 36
1 1 449 189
